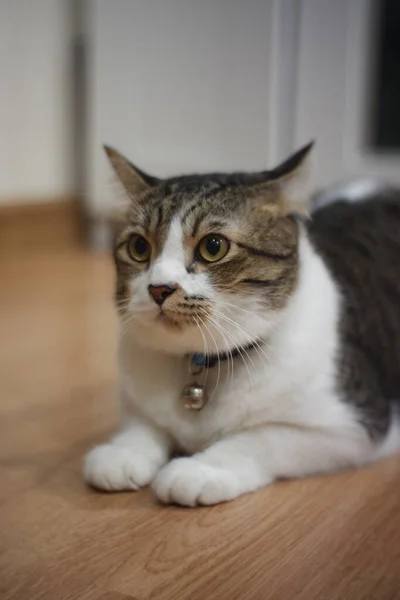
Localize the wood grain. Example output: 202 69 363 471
0 238 399 600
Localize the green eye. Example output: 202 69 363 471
127 234 151 262
197 234 230 263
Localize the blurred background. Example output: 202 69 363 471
1 0 400 251
1 5 400 594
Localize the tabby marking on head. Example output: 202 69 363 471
106 142 312 354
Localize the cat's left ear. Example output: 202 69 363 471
252 142 314 218
103 145 160 200
103 145 161 233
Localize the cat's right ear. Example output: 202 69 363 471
103 145 160 203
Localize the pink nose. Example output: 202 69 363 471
148 284 177 306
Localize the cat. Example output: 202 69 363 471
84 143 400 506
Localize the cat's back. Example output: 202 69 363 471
307 187 400 425
308 187 400 285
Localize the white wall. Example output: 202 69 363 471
87 0 296 216
0 0 73 203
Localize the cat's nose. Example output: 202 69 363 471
148 284 178 306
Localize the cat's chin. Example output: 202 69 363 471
156 312 190 330
121 305 277 357
126 315 206 355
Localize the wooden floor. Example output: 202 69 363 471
1 242 400 600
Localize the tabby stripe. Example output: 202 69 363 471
181 201 200 226
203 185 221 199
206 220 226 231
127 221 144 230
191 214 203 237
155 204 164 229
143 211 152 233
241 278 283 287
237 242 293 260
162 197 178 226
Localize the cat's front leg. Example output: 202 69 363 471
152 423 369 506
84 418 171 492
152 431 272 506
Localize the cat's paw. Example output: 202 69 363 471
84 444 160 491
152 457 239 506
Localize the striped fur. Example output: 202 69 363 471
107 144 312 322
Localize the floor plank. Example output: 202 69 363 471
1 246 399 600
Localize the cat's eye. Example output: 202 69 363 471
196 234 230 263
127 234 151 262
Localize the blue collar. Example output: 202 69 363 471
190 341 259 369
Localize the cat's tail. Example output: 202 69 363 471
311 179 394 212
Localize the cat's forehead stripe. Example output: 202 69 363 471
181 199 202 226
144 189 220 239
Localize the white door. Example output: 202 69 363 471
294 0 400 188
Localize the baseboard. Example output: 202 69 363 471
0 197 85 252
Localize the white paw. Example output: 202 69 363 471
84 444 160 491
152 457 239 507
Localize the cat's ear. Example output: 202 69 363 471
250 142 314 218
103 145 160 200
103 146 160 234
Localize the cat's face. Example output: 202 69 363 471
107 144 312 355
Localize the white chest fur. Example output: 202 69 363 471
117 235 353 455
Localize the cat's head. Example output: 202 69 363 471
105 143 313 355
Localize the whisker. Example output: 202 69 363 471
216 300 278 342
197 315 221 401
212 302 273 354
212 310 271 366
193 315 210 391
197 307 234 391
117 310 152 338
206 313 255 387
218 302 276 341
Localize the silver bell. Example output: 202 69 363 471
181 382 207 411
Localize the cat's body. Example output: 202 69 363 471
84 146 400 506
309 192 400 437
